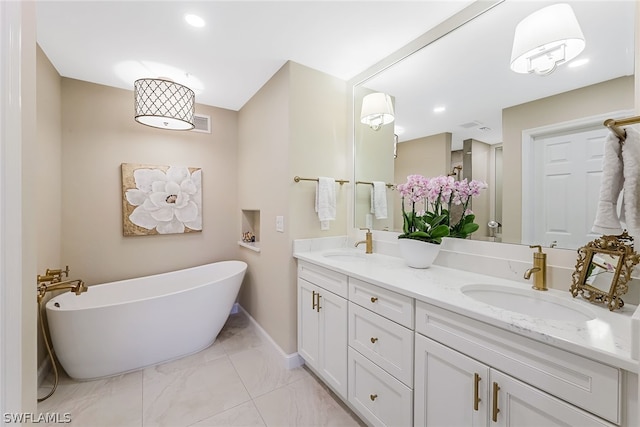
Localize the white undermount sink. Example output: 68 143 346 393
461 284 597 322
322 250 368 262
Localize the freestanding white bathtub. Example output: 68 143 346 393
46 260 247 380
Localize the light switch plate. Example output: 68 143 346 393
276 215 284 232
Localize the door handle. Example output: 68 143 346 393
492 382 500 422
473 373 481 411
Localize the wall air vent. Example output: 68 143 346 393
191 113 211 133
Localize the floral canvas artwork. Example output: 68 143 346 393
121 163 202 236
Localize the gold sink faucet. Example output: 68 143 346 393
524 245 547 291
355 227 373 254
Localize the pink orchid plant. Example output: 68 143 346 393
396 174 487 244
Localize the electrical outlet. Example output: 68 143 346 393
276 216 284 232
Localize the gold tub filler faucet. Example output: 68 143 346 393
524 245 547 291
37 265 87 303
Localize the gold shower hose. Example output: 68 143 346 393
37 298 59 402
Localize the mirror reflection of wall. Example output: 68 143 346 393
353 0 635 250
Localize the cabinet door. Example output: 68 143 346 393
319 288 348 399
415 334 489 427
491 370 614 427
298 278 319 369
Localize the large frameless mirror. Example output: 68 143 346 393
353 0 636 250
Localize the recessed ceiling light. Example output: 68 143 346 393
185 14 205 28
568 58 589 68
433 106 446 113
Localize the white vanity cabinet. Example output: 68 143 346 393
347 278 415 427
415 301 621 427
415 334 614 427
297 262 348 399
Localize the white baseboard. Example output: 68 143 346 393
237 305 304 370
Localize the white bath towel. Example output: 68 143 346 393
592 132 624 236
622 127 640 238
370 181 388 219
315 177 336 222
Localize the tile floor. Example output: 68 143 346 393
37 311 365 427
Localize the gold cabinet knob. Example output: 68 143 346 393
370 394 378 401
370 337 378 344
370 297 378 303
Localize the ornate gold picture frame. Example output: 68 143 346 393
570 232 640 311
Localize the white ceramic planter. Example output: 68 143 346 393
397 238 441 268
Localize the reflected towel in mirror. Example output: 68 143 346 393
370 181 388 219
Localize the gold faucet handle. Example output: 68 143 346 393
360 227 371 234
529 245 543 253
37 274 57 284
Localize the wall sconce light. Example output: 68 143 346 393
134 78 195 130
361 92 395 131
510 3 585 76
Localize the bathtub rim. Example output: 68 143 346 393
45 259 247 312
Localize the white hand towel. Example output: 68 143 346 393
622 127 640 238
315 177 336 222
592 132 624 235
370 181 388 219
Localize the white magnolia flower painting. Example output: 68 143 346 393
121 163 202 236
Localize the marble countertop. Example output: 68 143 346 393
294 247 639 373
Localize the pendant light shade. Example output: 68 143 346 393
361 92 395 131
510 3 585 75
134 78 195 130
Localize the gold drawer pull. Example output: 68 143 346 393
370 337 378 344
370 394 378 401
473 373 481 411
370 297 378 303
312 291 317 310
316 294 321 312
492 382 500 422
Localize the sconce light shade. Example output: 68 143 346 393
510 3 585 75
134 78 195 130
361 92 395 131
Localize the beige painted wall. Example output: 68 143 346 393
502 76 634 244
36 46 62 369
237 61 347 354
60 79 239 285
393 133 452 231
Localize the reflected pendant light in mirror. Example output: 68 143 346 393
134 78 195 130
361 92 395 130
510 3 585 76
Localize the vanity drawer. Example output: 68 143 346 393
298 261 348 298
348 347 413 427
349 278 414 328
415 301 621 424
349 302 414 387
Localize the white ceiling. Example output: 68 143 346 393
35 0 475 111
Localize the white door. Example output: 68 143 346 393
318 289 348 399
414 334 489 427
491 370 613 427
297 278 320 369
530 127 608 248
